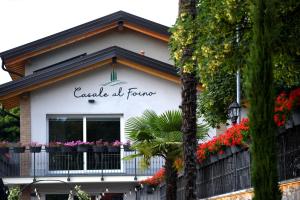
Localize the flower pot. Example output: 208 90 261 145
123 145 133 151
218 152 226 160
225 147 232 156
13 146 26 153
231 146 242 154
30 146 41 153
285 119 293 129
45 146 61 153
209 154 218 163
292 110 300 126
77 145 91 152
146 185 155 194
61 146 76 153
93 146 107 153
0 147 9 154
278 126 286 134
108 146 120 153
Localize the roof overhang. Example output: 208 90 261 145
0 46 195 109
0 11 170 80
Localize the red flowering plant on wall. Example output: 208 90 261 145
140 168 165 186
274 88 300 127
196 118 249 162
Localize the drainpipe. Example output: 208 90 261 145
236 69 241 123
1 60 24 78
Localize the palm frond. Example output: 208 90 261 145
126 109 209 166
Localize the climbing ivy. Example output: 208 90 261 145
170 12 198 73
170 0 300 127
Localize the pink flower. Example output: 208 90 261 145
112 140 122 147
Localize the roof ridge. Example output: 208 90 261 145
0 11 170 61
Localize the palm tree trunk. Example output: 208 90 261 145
181 70 197 200
178 0 198 199
0 178 8 200
165 158 178 200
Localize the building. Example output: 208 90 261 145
0 11 182 200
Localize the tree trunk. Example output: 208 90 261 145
246 0 281 199
0 178 8 200
165 158 178 200
178 0 198 199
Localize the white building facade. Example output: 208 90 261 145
0 11 183 200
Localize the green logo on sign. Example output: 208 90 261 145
101 68 127 86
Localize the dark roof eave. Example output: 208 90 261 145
0 46 178 97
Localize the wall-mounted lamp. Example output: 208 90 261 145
88 99 95 103
228 101 241 125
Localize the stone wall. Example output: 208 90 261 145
200 178 300 200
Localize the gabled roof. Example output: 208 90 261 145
0 46 179 108
0 11 170 80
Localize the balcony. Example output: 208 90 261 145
0 148 164 184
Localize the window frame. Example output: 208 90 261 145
46 114 124 173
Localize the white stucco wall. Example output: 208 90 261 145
30 64 181 144
26 29 172 75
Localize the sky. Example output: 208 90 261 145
0 0 178 84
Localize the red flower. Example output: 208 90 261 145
140 168 165 186
274 88 300 127
196 118 249 162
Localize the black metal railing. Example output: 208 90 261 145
0 148 164 180
196 148 251 198
160 125 300 200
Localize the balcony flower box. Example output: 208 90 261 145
13 146 26 153
146 185 155 194
61 141 77 153
231 146 242 154
45 142 62 152
30 146 41 153
12 142 26 153
123 140 134 151
30 142 42 153
108 146 120 153
209 154 218 163
93 145 107 153
45 146 61 153
77 145 90 152
285 119 293 129
108 140 121 153
292 110 300 126
123 145 133 152
0 147 9 154
61 146 76 153
77 141 93 152
0 141 9 154
93 140 108 153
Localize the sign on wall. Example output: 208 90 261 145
73 77 157 100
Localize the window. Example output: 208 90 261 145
48 115 121 171
45 194 123 200
46 194 78 200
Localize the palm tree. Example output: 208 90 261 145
177 0 198 199
125 110 207 200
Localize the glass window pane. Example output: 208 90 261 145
86 118 120 142
48 117 83 170
46 194 80 200
86 118 120 170
49 117 83 142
